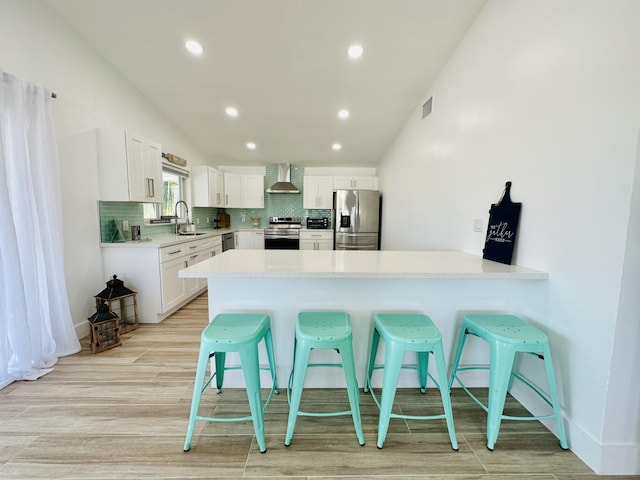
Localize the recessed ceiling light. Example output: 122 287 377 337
338 109 350 119
225 107 238 117
246 142 256 150
347 44 363 59
332 143 342 151
185 40 204 55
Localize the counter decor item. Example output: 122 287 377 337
88 299 122 353
482 181 522 265
216 209 230 228
110 219 126 243
162 152 187 167
94 275 139 334
130 225 141 241
250 216 261 228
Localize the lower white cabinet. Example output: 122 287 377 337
300 230 333 250
101 234 223 323
160 254 188 312
234 230 265 249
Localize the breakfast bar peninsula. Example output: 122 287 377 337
179 250 548 388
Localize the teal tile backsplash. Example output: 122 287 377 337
98 166 332 242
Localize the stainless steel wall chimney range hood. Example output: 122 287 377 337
266 164 300 193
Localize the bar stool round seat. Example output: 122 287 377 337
184 313 279 453
448 313 569 451
364 313 458 450
284 311 365 446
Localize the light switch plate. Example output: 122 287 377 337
122 220 129 230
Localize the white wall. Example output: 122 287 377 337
0 0 214 337
378 0 640 474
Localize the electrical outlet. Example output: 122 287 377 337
122 220 129 230
206 217 210 223
473 219 482 232
196 218 200 224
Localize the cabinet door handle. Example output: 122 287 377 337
168 249 182 255
183 261 188 268
225 194 229 205
190 255 198 259
150 178 155 197
189 245 198 249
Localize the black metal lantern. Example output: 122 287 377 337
95 274 135 299
94 275 139 334
88 299 119 324
88 299 122 353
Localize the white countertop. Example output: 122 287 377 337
100 228 236 248
180 250 548 280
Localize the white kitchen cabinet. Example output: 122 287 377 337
160 255 189 311
224 173 264 208
160 235 223 313
234 230 265 249
333 175 378 190
303 176 333 209
242 174 265 208
191 165 225 207
300 230 333 250
101 234 224 323
223 173 243 208
96 128 162 203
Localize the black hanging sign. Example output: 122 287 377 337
482 181 522 265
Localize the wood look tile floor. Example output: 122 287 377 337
0 293 632 479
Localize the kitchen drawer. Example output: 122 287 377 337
186 235 222 253
300 231 333 240
159 244 187 263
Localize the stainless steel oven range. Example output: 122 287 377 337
264 216 301 249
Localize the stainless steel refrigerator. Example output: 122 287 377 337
334 189 381 250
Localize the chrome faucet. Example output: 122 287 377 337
174 200 189 235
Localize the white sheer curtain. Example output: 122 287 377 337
0 70 80 390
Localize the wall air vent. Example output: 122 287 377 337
422 96 433 119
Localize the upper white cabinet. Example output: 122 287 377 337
333 175 378 190
191 165 225 207
303 176 333 209
96 129 162 203
224 173 264 208
243 174 265 208
224 173 243 208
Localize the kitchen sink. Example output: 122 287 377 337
178 232 206 236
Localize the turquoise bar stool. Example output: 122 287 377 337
364 313 458 450
184 313 279 453
284 311 365 447
448 314 568 451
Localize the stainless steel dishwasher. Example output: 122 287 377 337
222 232 234 251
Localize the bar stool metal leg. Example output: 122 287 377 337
365 313 458 450
285 311 365 447
184 313 278 453
448 314 569 451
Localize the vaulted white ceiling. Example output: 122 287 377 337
43 0 485 166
